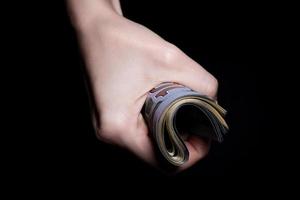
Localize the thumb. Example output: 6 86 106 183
179 136 211 171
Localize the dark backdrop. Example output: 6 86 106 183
13 1 295 178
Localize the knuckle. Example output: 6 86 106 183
160 43 182 65
206 76 219 97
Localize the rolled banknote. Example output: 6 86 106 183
143 82 228 166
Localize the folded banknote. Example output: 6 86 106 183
143 82 228 166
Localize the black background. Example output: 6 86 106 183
10 0 296 178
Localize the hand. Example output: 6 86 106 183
68 0 218 172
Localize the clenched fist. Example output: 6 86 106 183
67 0 218 171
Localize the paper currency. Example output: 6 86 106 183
143 82 228 166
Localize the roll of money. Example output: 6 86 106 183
143 82 228 166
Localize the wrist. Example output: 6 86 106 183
66 0 122 32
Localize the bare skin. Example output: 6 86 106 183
67 0 218 172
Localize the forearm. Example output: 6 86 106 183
66 0 122 30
